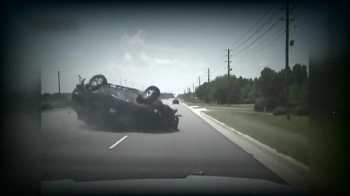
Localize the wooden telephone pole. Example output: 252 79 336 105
225 49 232 104
58 71 60 94
207 68 210 83
285 0 290 120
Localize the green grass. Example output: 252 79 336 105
199 105 254 110
186 102 219 106
203 109 309 165
182 98 203 106
183 99 254 108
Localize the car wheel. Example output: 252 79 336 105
136 94 144 104
89 74 107 90
141 86 160 104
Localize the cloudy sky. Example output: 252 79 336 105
5 1 310 95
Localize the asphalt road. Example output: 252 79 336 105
41 99 286 184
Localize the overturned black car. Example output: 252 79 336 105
71 74 181 130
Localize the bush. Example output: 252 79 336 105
272 107 287 116
242 98 254 104
289 108 295 114
295 105 309 116
266 96 278 112
254 97 267 112
51 101 70 108
41 103 54 110
42 93 51 102
289 100 300 108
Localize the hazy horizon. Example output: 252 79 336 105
4 1 310 94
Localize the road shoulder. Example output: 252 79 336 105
182 103 309 189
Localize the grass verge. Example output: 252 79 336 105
203 109 309 165
183 99 253 108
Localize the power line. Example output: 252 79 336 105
205 52 228 77
211 53 227 69
290 10 308 23
248 26 285 55
292 21 309 29
291 10 308 20
211 59 228 76
212 62 226 74
211 63 223 72
202 45 243 82
198 69 207 78
232 7 283 53
196 5 283 85
290 4 304 13
200 73 207 81
234 17 283 57
231 3 275 46
251 29 285 56
216 66 226 74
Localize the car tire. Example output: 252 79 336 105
140 86 160 104
136 94 144 104
89 74 107 90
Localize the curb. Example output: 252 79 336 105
200 112 309 173
182 102 309 188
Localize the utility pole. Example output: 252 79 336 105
207 68 210 83
225 49 232 104
78 75 81 83
199 76 201 86
285 0 290 120
58 71 60 94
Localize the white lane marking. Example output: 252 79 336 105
109 135 128 149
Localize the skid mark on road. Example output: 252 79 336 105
109 135 128 149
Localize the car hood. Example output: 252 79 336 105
41 175 307 196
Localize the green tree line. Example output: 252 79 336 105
178 63 308 111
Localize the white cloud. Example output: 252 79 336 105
124 52 132 62
145 43 181 53
100 61 139 83
154 58 172 65
121 30 145 53
103 61 118 74
120 30 188 70
140 52 151 64
140 52 185 67
119 64 138 72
